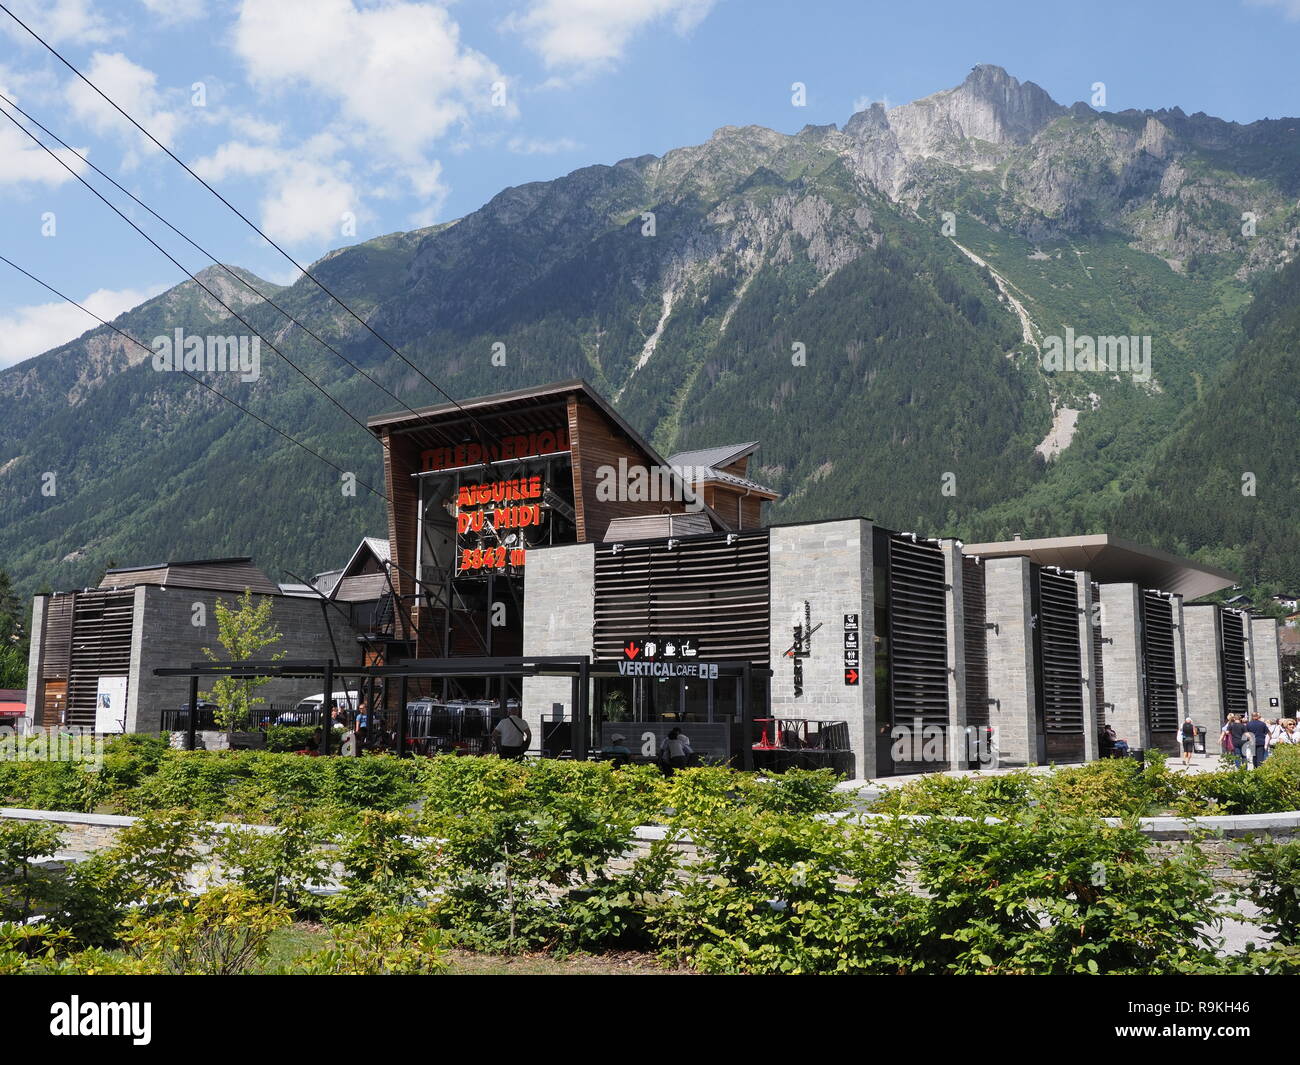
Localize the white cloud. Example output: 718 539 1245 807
232 0 509 160
1246 0 1300 19
852 93 893 113
137 0 206 23
506 0 716 72
194 139 362 245
0 283 167 368
64 51 183 156
0 108 89 188
506 134 580 154
1 0 118 46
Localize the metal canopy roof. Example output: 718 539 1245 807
961 534 1238 600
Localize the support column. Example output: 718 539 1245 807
767 519 874 778
1183 605 1224 728
941 539 967 770
1170 595 1190 722
1250 617 1284 717
1099 583 1148 751
984 556 1037 766
24 595 47 729
1075 572 1099 761
521 542 595 753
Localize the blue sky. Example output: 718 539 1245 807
2 0 1300 367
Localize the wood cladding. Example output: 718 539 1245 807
568 396 686 543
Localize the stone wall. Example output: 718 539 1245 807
984 557 1036 765
128 587 363 733
520 542 595 752
767 519 874 778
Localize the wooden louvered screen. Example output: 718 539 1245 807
1141 591 1180 750
41 595 75 679
887 536 949 743
1221 609 1249 718
962 557 988 728
593 531 769 664
1091 582 1105 714
67 590 135 727
1037 570 1084 735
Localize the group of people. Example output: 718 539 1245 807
1219 712 1297 768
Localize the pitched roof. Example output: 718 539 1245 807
98 557 279 595
667 442 758 471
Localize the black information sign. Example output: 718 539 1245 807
844 613 861 686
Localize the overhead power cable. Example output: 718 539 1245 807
0 103 387 450
0 0 504 453
0 253 394 506
0 88 459 441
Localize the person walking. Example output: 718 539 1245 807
492 708 532 760
1179 717 1196 767
661 727 693 775
1246 712 1270 767
1226 714 1247 767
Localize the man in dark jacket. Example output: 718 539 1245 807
1245 712 1271 767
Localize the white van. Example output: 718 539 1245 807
277 690 359 724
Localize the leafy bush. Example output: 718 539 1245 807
869 769 1036 817
1037 755 1177 817
326 809 436 923
121 886 290 975
423 758 646 952
211 806 335 916
654 809 913 974
0 819 64 923
293 907 447 975
909 810 1226 974
265 726 317 753
1234 836 1300 945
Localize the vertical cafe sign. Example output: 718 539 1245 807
455 474 547 574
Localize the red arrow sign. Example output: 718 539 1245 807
624 641 640 660
844 668 859 685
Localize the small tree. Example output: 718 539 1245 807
201 590 284 735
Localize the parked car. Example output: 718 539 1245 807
277 690 359 725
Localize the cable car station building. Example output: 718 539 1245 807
368 380 1284 778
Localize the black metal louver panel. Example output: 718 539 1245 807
67 590 135 728
962 557 988 727
1221 609 1249 718
888 536 949 728
1141 591 1180 734
1091 582 1105 713
593 531 770 665
1038 570 1084 734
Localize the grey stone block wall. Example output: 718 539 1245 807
768 519 873 778
1171 596 1190 721
521 542 595 751
24 595 46 727
1076 572 1100 761
1250 617 1284 717
128 588 364 733
1183 605 1223 727
1099 583 1147 749
984 557 1036 765
941 540 966 769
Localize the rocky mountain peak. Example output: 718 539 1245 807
885 64 1065 155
